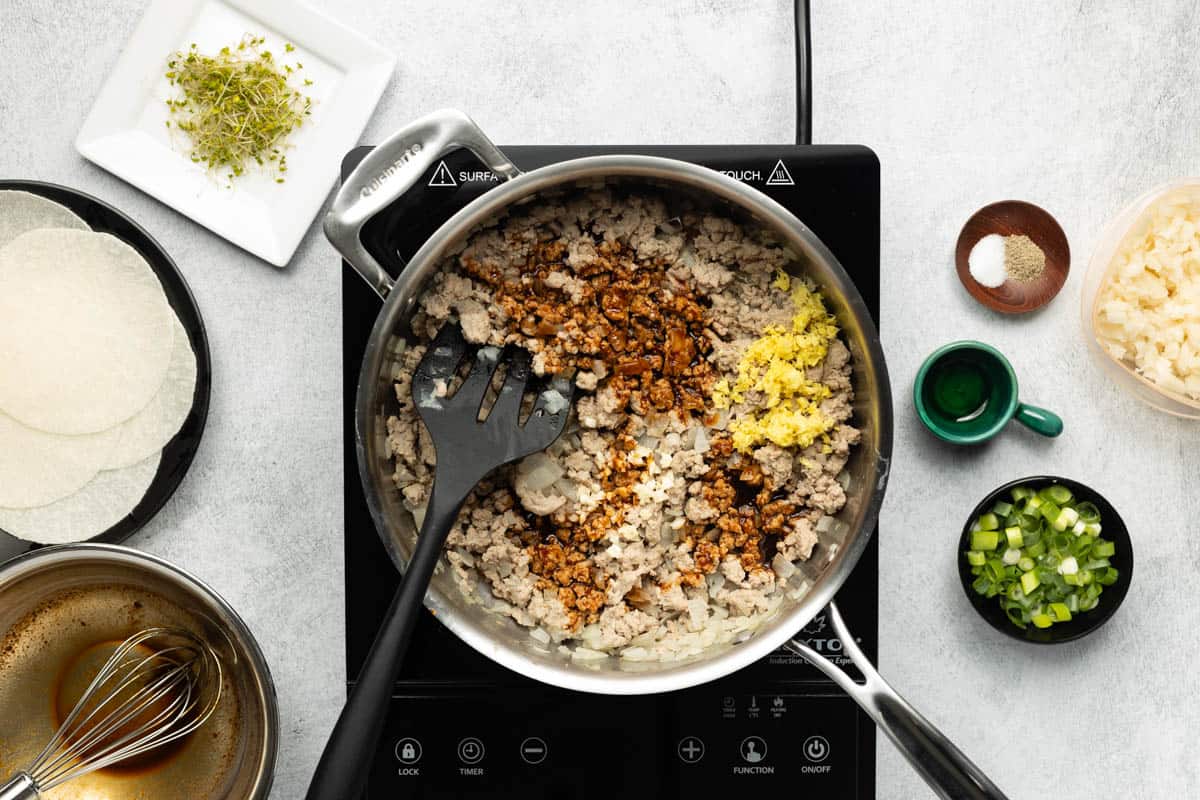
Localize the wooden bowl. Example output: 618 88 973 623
955 200 1070 314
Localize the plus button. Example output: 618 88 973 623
677 736 705 764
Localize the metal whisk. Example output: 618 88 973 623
0 627 221 800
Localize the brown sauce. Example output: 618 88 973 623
0 582 243 798
51 639 192 775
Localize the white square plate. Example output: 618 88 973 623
77 0 395 266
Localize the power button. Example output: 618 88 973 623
802 735 830 763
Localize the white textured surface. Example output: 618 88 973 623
2 1 1199 798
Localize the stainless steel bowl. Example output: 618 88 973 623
0 544 277 799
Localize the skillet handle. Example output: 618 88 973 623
785 602 1010 800
325 108 521 299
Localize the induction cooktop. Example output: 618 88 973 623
341 143 880 799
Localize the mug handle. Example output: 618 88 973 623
1014 403 1063 437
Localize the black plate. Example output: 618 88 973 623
957 475 1133 644
0 180 211 560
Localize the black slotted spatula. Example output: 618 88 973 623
306 322 574 800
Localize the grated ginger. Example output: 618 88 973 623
713 271 841 452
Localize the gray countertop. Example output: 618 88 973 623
3 1 1199 797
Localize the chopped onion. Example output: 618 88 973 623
620 646 654 661
520 453 564 490
571 647 608 661
771 553 796 578
540 388 569 414
580 624 603 649
553 476 579 501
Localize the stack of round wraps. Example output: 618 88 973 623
0 190 197 543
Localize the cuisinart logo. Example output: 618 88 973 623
360 143 423 197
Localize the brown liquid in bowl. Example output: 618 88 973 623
52 639 191 775
0 584 242 799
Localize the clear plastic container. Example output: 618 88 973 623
1082 178 1200 419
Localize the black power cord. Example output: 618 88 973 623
794 0 812 145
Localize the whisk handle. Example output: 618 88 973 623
305 480 467 800
0 773 38 800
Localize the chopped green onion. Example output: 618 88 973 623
1004 526 1024 548
1053 506 1079 531
985 559 1005 582
1020 570 1040 594
964 483 1119 631
1040 485 1074 505
1005 605 1027 627
1075 502 1100 523
971 530 1000 551
1048 602 1072 622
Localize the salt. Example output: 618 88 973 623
967 233 1007 288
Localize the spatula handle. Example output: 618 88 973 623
304 482 465 800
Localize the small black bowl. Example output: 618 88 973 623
958 475 1133 644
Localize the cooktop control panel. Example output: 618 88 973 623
367 687 863 798
341 143 881 800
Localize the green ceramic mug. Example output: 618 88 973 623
914 341 1063 444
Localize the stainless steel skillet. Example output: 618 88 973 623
316 108 1008 800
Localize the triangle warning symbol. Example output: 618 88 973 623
765 159 794 186
428 160 457 187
